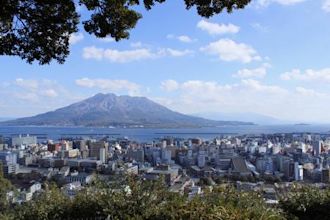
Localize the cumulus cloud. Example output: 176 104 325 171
241 79 287 94
4 78 75 110
233 63 271 78
83 47 155 63
99 37 115 43
1 79 82 117
43 89 59 98
15 78 39 90
69 33 84 45
177 35 194 43
14 78 64 101
256 0 306 7
322 0 330 12
200 39 261 63
280 68 330 82
295 87 325 97
82 46 104 60
167 34 196 43
156 79 287 113
164 48 194 57
155 79 330 122
197 20 240 35
161 80 180 92
83 46 193 62
75 78 141 95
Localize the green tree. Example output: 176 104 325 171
13 175 287 220
0 163 14 213
279 186 330 220
15 183 70 220
1 0 251 64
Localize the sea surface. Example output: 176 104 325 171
1 124 330 142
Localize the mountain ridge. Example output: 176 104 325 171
1 93 254 128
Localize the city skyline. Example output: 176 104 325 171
1 0 330 123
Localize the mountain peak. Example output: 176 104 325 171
92 92 115 98
1 93 253 127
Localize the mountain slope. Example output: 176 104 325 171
1 93 253 127
194 112 293 125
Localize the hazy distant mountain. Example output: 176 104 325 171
1 93 253 128
194 112 293 125
0 117 15 122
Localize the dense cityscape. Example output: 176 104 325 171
1 132 329 206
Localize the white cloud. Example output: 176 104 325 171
7 78 73 108
103 49 155 63
322 0 330 12
161 80 179 92
295 87 325 97
0 77 87 117
241 79 287 94
164 48 194 57
43 89 58 98
15 78 39 90
156 79 330 122
83 47 155 63
167 34 196 43
280 68 330 82
14 93 39 102
197 20 240 35
83 46 104 60
75 78 141 95
69 33 84 45
200 39 261 63
177 35 193 43
256 0 306 7
99 37 115 43
233 63 271 78
83 46 193 62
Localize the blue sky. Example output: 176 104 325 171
1 0 330 123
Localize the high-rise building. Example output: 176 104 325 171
161 148 172 164
0 151 19 176
294 162 303 181
312 140 322 156
283 160 295 180
321 168 330 183
197 153 206 168
11 134 37 147
89 141 108 160
99 147 106 164
256 157 274 174
126 148 144 162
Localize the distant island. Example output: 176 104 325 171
1 93 253 128
294 123 310 126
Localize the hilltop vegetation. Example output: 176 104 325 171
0 175 329 220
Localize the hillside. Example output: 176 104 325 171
1 93 253 127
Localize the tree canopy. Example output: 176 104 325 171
0 0 251 64
1 174 330 220
2 176 284 220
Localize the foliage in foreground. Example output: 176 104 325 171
279 185 330 220
1 175 330 220
0 176 284 220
